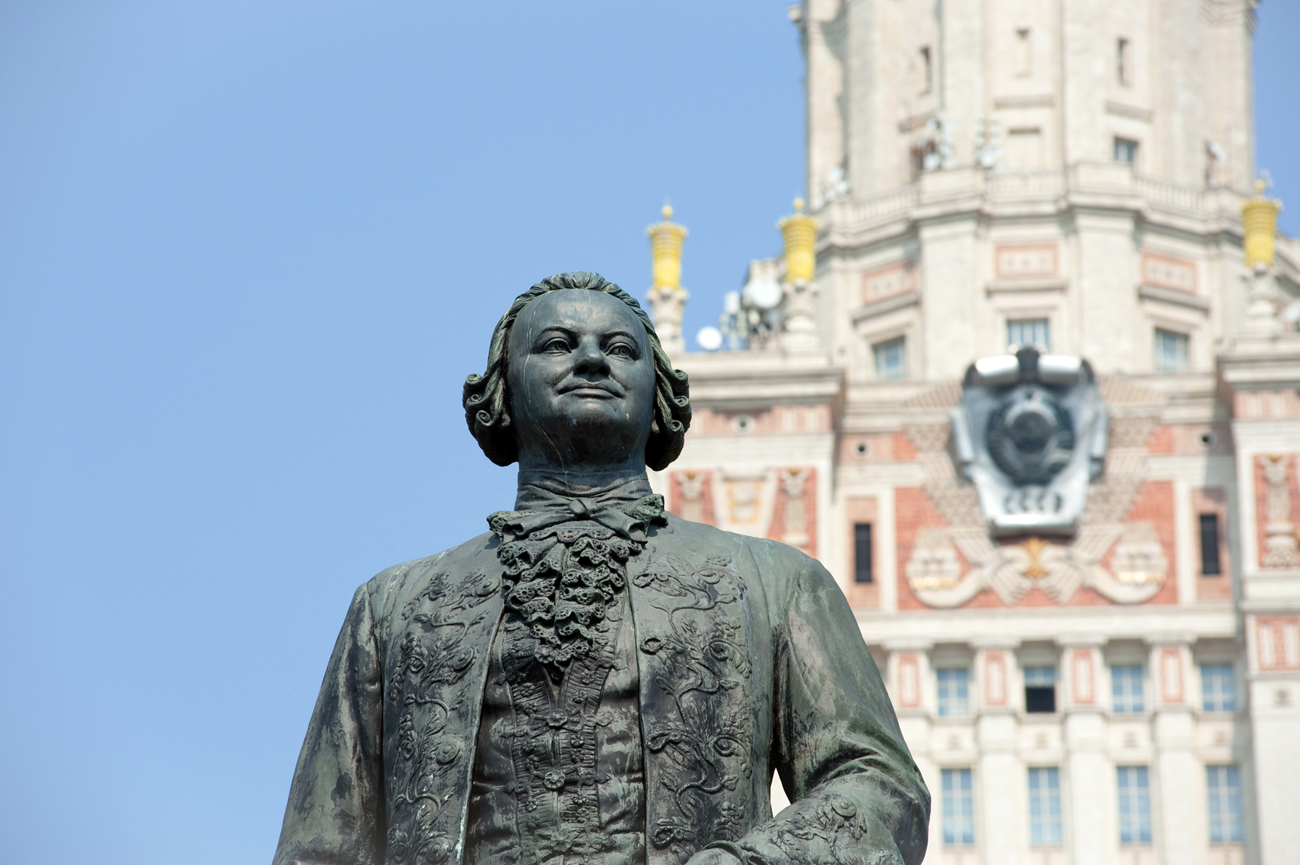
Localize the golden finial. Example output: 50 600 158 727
646 204 688 290
1242 173 1282 269
778 197 818 282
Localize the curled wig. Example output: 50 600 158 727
462 271 691 471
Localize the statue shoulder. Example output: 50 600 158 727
657 514 826 593
360 531 498 618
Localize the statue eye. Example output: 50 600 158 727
542 337 571 353
607 342 635 359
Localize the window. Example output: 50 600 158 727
937 668 971 717
1154 328 1189 372
1202 663 1237 712
1114 136 1139 165
942 768 976 846
1206 765 1244 843
1015 28 1032 77
853 522 874 584
1199 513 1222 575
1117 37 1132 86
1007 318 1051 351
1024 665 1057 713
874 337 907 380
919 46 933 94
1117 766 1153 844
1112 664 1146 713
1028 768 1063 847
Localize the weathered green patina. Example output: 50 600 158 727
274 273 929 865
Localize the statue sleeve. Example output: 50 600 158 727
705 557 930 865
273 583 386 865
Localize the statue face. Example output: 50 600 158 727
506 290 656 471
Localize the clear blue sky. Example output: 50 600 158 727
0 3 1295 863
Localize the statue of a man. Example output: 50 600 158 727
274 272 929 865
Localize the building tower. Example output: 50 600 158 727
649 2 1300 863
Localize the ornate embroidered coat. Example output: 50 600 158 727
273 516 930 865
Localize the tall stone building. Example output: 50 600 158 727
644 1 1300 863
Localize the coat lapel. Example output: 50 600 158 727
383 561 503 865
630 546 757 865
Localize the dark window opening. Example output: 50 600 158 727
1199 513 1222 576
1025 686 1056 713
854 523 874 584
1024 666 1057 713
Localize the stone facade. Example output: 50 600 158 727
646 2 1300 863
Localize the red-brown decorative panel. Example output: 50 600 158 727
1257 617 1300 671
1071 649 1096 705
897 653 921 708
984 651 1008 706
1159 647 1185 703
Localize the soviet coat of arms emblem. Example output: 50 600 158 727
951 347 1109 536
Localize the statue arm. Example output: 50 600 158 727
704 556 931 865
273 583 386 865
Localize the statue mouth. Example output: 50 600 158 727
558 381 622 399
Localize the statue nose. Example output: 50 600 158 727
573 342 610 374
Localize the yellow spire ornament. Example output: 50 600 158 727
646 204 688 290
778 197 818 282
1242 176 1282 270
644 205 689 357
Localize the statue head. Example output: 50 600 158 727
463 271 691 472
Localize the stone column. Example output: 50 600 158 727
974 639 1021 865
645 284 687 358
1246 613 1300 864
1150 637 1201 865
1061 638 1110 865
778 279 822 353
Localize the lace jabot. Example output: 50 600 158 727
486 473 666 672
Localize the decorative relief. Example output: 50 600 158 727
861 259 917 304
1111 522 1170 585
777 468 813 549
1257 616 1300 671
725 475 766 526
1258 455 1300 568
904 528 962 591
995 244 1058 279
900 363 1166 607
386 569 501 865
632 553 754 857
672 470 714 524
952 348 1109 537
1141 252 1197 292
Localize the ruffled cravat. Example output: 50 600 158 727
487 475 666 672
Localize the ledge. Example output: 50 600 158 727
986 278 1069 295
850 289 921 323
1137 283 1211 312
1105 100 1154 122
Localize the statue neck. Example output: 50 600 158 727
514 467 653 509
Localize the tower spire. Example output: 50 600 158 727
645 204 689 358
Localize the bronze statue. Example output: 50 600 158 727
274 272 929 865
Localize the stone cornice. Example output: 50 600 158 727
817 164 1251 252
